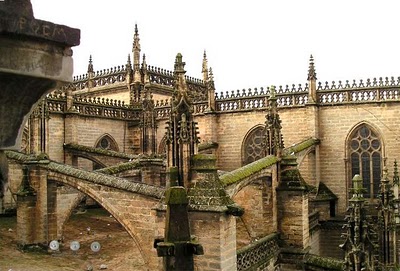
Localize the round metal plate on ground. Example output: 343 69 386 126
70 241 80 251
49 240 59 251
90 241 101 252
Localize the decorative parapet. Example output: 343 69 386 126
73 65 127 90
236 233 279 271
212 76 400 112
45 93 141 120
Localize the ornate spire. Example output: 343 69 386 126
202 50 208 82
87 55 93 73
132 23 141 71
307 54 317 81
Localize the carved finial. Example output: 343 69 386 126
126 54 132 71
87 55 94 73
307 54 317 81
142 54 147 70
202 50 209 82
132 24 141 70
174 53 186 73
202 50 208 73
207 67 215 90
209 67 214 82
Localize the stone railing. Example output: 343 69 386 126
236 233 279 271
72 97 140 120
45 94 141 120
215 86 309 111
73 66 127 90
213 76 400 112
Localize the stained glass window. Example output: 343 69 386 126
349 124 382 198
242 126 265 165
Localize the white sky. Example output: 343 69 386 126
31 0 400 92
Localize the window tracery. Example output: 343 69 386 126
349 124 382 198
242 126 265 166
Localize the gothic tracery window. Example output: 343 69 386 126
349 124 382 198
95 134 118 151
242 126 265 166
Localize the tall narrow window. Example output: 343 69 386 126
242 126 265 166
349 124 382 198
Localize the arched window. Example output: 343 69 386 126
242 126 265 166
95 134 119 151
349 124 382 198
158 135 167 156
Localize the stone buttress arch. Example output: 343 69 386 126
47 172 157 268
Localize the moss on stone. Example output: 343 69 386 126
283 137 320 155
63 143 137 159
220 155 279 186
191 154 217 171
165 186 188 205
95 160 141 174
304 254 344 270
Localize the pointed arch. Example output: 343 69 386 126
241 125 265 166
94 134 119 152
346 122 384 199
158 135 167 156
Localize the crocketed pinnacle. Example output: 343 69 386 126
132 23 140 52
87 55 93 73
202 50 208 73
126 54 132 71
307 54 317 81
141 54 147 70
208 67 215 90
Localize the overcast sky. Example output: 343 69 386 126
31 0 400 92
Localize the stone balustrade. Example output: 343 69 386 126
236 233 279 271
